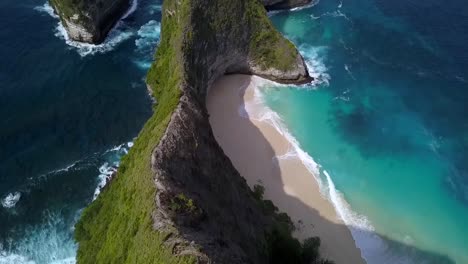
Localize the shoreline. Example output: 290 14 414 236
207 74 365 264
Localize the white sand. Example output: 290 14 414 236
206 75 365 264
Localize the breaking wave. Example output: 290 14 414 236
134 20 161 69
1 192 21 209
298 44 331 87
0 140 133 263
0 211 77 264
240 75 415 264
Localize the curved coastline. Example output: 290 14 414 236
207 74 365 264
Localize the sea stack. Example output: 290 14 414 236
49 0 131 43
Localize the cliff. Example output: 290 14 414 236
49 0 131 43
75 0 315 263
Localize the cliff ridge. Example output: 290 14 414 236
75 0 316 263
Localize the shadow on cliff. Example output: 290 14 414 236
206 75 456 264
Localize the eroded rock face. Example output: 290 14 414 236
262 0 312 10
49 0 130 43
149 0 311 262
74 0 312 262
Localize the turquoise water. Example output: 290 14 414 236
266 0 468 263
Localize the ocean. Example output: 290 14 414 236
262 0 468 263
0 0 161 262
1 0 467 263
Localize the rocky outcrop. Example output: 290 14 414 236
75 0 312 263
49 0 131 43
262 0 312 10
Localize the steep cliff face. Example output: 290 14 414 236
75 0 311 263
262 0 312 10
49 0 130 43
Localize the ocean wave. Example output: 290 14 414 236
93 162 118 200
34 2 58 19
1 192 21 209
240 77 323 191
322 171 393 264
35 0 138 57
268 0 320 17
93 141 134 200
298 44 331 87
309 4 352 24
344 64 356 80
134 20 161 69
0 211 77 264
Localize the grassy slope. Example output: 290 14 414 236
246 0 299 71
74 0 304 263
74 0 194 263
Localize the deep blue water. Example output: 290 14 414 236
0 0 161 262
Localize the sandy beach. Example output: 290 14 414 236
206 74 365 264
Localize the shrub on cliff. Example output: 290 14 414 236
252 184 334 264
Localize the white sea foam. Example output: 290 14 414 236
298 44 331 87
135 20 161 50
34 2 58 18
1 192 21 209
0 212 77 264
309 8 352 23
36 0 138 57
93 162 118 200
322 170 393 264
134 20 161 69
0 253 34 264
268 0 320 16
344 64 356 80
93 141 134 200
240 77 323 191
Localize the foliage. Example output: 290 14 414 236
246 0 299 71
252 184 334 264
170 194 198 214
253 183 266 200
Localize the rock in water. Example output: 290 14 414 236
49 0 131 44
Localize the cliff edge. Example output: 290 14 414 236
49 0 131 43
75 0 316 263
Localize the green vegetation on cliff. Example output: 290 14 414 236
246 0 299 71
253 184 334 264
74 0 310 263
75 0 194 263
